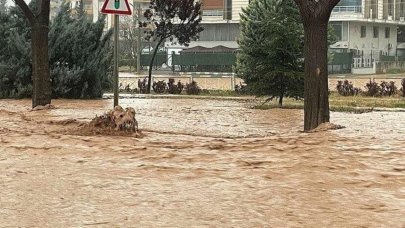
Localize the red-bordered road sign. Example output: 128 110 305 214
101 0 132 15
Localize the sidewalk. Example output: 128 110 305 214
120 71 405 79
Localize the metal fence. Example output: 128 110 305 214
128 51 355 74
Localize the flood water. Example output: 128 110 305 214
0 98 404 227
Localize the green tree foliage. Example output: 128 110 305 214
0 2 112 99
141 0 204 93
49 3 113 98
236 0 304 106
0 3 33 98
0 0 7 13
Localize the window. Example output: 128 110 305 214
331 22 343 41
224 0 232 20
371 0 377 18
388 0 393 16
373 26 379 38
385 27 390 38
361 26 366 38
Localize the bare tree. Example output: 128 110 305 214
141 0 203 94
293 0 340 131
120 14 138 72
14 0 51 108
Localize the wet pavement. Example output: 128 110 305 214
0 98 404 227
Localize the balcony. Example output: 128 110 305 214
331 6 363 20
332 6 362 13
203 10 224 17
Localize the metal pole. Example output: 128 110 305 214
137 2 141 74
114 14 119 107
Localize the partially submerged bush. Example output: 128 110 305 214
235 83 248 95
380 81 397 96
364 79 381 97
336 80 361 96
167 78 184 94
138 78 148 94
152 80 167 94
185 80 201 95
402 78 405 97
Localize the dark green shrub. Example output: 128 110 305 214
0 3 112 99
138 78 148 94
167 78 184 94
380 81 397 96
185 80 201 95
336 80 361 96
364 79 381 97
152 80 166 93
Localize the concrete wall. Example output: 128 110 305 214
376 60 405 73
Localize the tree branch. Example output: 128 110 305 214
39 0 50 24
14 0 36 24
326 0 342 12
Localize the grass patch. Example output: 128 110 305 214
254 94 405 112
200 90 243 97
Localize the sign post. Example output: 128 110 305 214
101 0 132 107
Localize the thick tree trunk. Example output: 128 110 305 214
294 0 340 131
31 23 51 108
303 20 330 131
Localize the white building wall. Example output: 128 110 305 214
348 22 397 56
231 0 248 21
378 0 384 19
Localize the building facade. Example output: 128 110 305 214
329 0 405 61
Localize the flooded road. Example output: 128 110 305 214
0 98 404 227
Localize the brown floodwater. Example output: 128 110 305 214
0 98 404 227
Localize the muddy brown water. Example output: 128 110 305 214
0 98 404 227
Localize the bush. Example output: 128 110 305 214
152 80 166 94
185 80 201 95
336 80 361 96
364 79 381 97
138 78 148 94
0 3 113 99
402 78 405 97
167 78 184 94
380 81 397 96
235 82 248 95
386 68 402 74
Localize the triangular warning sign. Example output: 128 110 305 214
101 0 132 15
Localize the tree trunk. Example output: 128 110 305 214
146 39 163 94
294 0 340 131
31 23 51 108
279 73 284 107
303 20 330 131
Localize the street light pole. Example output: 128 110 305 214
114 14 119 107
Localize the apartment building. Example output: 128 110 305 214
330 0 405 59
166 0 247 51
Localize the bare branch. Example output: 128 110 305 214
14 0 35 24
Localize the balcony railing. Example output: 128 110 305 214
203 10 224 17
332 6 362 13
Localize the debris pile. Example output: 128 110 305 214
90 105 139 133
